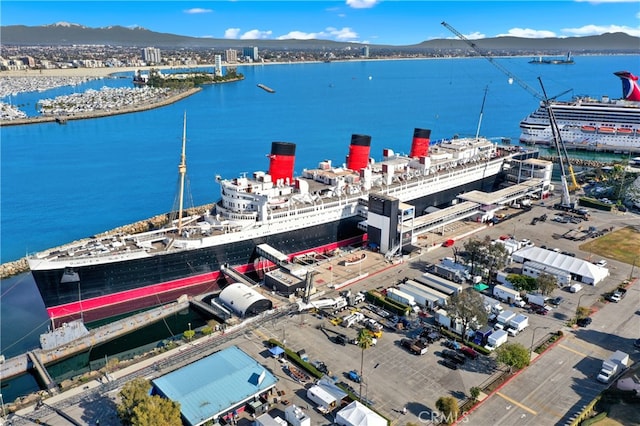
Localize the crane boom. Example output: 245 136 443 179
441 21 544 101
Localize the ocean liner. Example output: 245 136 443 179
519 71 640 153
28 122 515 327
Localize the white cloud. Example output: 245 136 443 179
346 0 379 9
277 27 359 41
327 26 359 41
240 29 273 40
497 28 557 38
184 8 212 14
224 28 241 39
561 24 640 37
277 31 320 40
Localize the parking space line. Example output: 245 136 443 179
496 392 538 415
558 343 588 357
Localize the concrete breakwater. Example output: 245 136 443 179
0 203 215 279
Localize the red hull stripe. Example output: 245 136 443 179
46 234 367 319
47 272 220 319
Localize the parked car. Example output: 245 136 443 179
550 296 564 306
347 370 361 383
443 339 461 350
577 317 592 327
458 346 479 360
596 259 607 267
440 358 459 370
442 349 466 365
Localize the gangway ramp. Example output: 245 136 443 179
410 201 480 236
257 243 289 265
457 180 543 206
221 264 258 287
27 351 56 391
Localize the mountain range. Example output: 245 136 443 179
1 22 638 52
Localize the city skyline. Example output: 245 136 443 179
2 0 639 46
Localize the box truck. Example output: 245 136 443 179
485 329 508 351
527 294 547 307
495 310 516 330
597 350 630 383
507 314 529 336
493 285 525 307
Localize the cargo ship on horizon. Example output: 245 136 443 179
519 71 640 153
28 121 520 328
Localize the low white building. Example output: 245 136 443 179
512 247 609 285
336 401 387 426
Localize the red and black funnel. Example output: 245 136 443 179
409 128 431 158
268 142 296 183
346 134 371 171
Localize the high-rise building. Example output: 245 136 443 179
225 49 238 63
214 55 223 77
142 47 161 65
243 46 259 62
362 46 370 58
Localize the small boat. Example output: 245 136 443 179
581 125 596 133
257 83 275 93
616 128 633 134
598 127 615 134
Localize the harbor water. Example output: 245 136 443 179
1 55 638 402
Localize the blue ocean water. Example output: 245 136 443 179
0 54 638 403
2 56 638 263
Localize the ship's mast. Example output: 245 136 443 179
177 112 187 233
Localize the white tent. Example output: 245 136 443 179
336 401 387 426
512 247 609 285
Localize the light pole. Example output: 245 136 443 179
576 293 593 321
530 326 549 358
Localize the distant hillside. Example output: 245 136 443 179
1 23 638 53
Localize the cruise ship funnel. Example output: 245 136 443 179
268 142 296 183
346 134 371 171
410 128 431 158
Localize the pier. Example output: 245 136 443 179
0 299 190 384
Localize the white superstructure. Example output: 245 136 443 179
519 71 640 153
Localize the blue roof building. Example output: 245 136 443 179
152 345 278 426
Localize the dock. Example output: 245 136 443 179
0 298 190 384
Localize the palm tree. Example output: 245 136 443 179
357 328 373 401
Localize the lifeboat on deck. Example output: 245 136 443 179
598 127 615 134
581 125 596 133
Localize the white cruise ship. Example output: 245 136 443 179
519 71 640 153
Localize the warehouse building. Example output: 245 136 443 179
152 346 278 426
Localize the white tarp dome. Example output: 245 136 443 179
219 283 273 317
511 247 609 285
336 401 387 426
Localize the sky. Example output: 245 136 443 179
2 0 639 45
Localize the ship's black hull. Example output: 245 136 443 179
31 173 502 325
